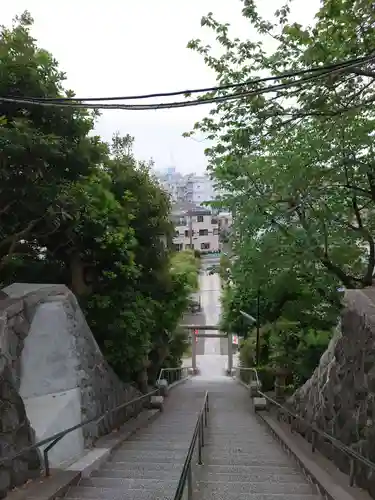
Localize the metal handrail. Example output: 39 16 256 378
173 392 209 500
235 366 375 487
157 366 190 384
0 388 159 476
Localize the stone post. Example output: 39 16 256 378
156 379 169 397
274 368 288 402
227 333 233 374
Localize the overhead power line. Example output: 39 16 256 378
17 53 375 103
1 54 374 111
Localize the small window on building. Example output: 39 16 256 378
185 230 189 238
213 228 219 235
211 218 218 225
199 229 208 236
201 242 210 250
197 215 204 222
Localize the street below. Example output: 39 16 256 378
183 257 238 378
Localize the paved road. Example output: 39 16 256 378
197 267 227 378
183 260 239 376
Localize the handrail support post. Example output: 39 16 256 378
311 429 317 453
201 414 205 447
187 463 193 500
43 435 64 476
198 422 203 465
349 458 356 487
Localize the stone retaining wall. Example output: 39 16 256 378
288 287 375 498
0 284 141 498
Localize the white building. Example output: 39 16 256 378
156 168 218 206
171 203 220 253
184 174 216 206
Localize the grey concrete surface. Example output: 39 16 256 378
64 380 208 500
195 380 321 500
197 270 227 378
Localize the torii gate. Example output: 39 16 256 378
180 324 234 374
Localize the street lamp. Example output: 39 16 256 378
256 288 260 367
239 310 256 323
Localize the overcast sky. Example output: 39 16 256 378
3 1 319 174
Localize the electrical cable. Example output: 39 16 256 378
18 52 375 103
1 54 374 111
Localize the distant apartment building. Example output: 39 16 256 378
171 202 220 253
156 167 186 202
184 174 216 205
156 167 218 206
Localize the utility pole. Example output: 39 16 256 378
240 288 261 365
188 211 193 248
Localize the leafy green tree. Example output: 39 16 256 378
0 13 199 394
0 12 106 277
148 250 200 382
187 0 375 288
187 0 375 381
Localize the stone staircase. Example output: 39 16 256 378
64 380 207 500
64 378 322 500
195 379 321 500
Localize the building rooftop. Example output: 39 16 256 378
171 202 212 216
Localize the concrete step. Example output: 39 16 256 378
190 493 320 500
202 464 300 474
204 438 278 444
203 455 297 466
204 448 289 458
195 480 315 495
108 450 185 462
65 486 173 500
80 477 178 490
92 468 182 480
99 461 183 473
200 470 306 483
118 441 190 450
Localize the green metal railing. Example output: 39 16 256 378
173 392 209 500
234 366 375 488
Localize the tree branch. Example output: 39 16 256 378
351 68 375 79
0 218 43 251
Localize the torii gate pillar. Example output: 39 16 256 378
192 330 197 372
227 332 233 374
